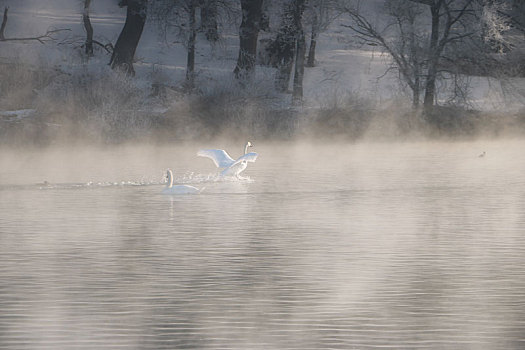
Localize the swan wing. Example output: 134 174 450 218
234 152 258 164
197 149 235 168
221 160 248 177
221 152 258 177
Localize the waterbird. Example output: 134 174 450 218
478 151 486 158
36 180 52 189
197 141 258 178
162 169 202 194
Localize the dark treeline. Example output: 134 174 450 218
1 0 525 144
131 0 525 111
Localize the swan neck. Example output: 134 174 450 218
167 170 173 188
244 143 249 155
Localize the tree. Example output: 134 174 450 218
82 0 94 56
271 1 297 92
0 6 7 41
304 0 342 67
270 0 307 96
186 0 197 87
479 0 525 73
341 0 476 113
200 0 219 42
470 0 525 105
109 0 147 76
292 0 307 104
421 0 477 112
233 0 264 80
151 0 239 88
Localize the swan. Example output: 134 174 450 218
162 169 202 194
197 141 258 178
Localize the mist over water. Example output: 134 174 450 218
1 140 525 349
2 1 525 347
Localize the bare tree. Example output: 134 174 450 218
151 0 239 88
304 0 342 67
341 0 476 113
110 0 147 76
341 1 425 107
233 0 264 80
271 1 296 91
186 0 197 87
0 6 7 40
292 0 307 104
418 0 476 112
200 0 219 41
150 0 196 87
83 0 94 56
270 0 307 95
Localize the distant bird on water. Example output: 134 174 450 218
478 151 486 158
162 169 202 194
197 141 258 178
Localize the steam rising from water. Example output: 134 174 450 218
2 140 525 349
2 2 525 345
0 143 258 191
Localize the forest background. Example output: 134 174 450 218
1 0 525 145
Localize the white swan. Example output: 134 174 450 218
197 141 258 178
162 169 202 194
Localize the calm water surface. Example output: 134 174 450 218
1 140 525 349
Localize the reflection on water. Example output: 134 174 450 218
1 141 525 349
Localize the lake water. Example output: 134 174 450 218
1 140 525 349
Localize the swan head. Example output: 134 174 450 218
165 169 174 188
244 141 253 154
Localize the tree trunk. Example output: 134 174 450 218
83 0 94 56
109 0 147 76
412 80 420 108
275 55 294 92
234 0 263 80
409 15 419 108
306 13 318 67
186 0 197 88
200 0 219 42
423 2 441 113
273 0 306 93
0 7 8 41
293 30 306 104
292 0 306 104
273 1 296 92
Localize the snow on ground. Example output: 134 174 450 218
0 0 523 113
0 109 37 121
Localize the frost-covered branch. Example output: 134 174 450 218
0 7 70 44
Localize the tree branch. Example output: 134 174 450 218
0 28 70 44
341 12 416 90
437 0 474 54
0 7 8 40
409 0 434 6
0 7 70 44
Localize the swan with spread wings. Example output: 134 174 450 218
197 141 258 178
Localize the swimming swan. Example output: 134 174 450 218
197 141 258 178
162 169 202 194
